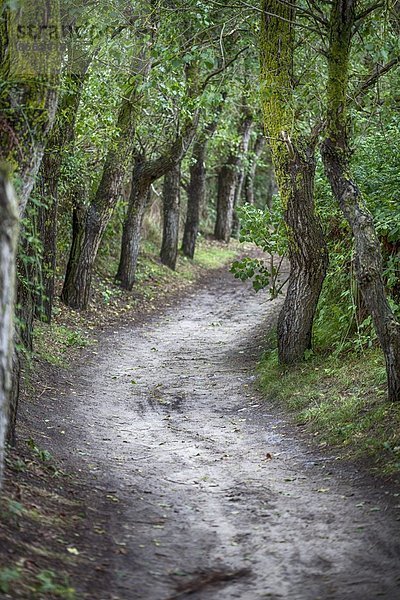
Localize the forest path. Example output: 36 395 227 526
58 268 400 600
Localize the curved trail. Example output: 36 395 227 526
56 269 400 599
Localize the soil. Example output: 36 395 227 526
7 266 400 599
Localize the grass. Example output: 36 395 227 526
0 565 76 598
0 443 81 599
33 323 90 366
192 242 238 269
258 346 400 475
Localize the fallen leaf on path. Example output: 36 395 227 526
93 527 106 535
106 494 120 503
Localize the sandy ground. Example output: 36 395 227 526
44 268 400 600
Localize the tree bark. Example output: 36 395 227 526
115 157 152 289
260 0 328 364
182 138 207 259
321 0 400 401
0 168 19 484
182 114 221 258
214 112 253 242
160 163 181 270
276 147 328 363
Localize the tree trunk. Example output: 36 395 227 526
115 160 151 290
231 163 247 238
214 112 253 242
116 109 199 288
321 0 400 401
260 0 328 364
0 169 19 483
61 84 139 309
36 63 90 321
182 111 221 259
0 3 61 446
214 164 237 242
277 148 328 363
160 163 181 270
61 202 107 310
182 138 207 259
322 140 400 400
244 135 266 205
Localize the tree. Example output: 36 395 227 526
159 61 201 271
214 107 253 242
61 29 152 310
36 41 93 321
182 118 219 259
0 168 19 486
0 0 62 444
115 115 199 289
321 0 400 401
160 162 181 269
244 134 266 206
259 0 329 365
34 0 125 320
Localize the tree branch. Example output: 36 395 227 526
354 56 400 101
355 2 384 21
201 46 249 90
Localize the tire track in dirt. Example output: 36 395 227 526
51 269 400 599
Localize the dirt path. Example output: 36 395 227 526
48 269 400 600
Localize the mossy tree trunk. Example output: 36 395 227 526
321 0 400 401
0 2 61 445
260 0 328 364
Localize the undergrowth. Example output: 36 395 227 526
258 346 400 475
